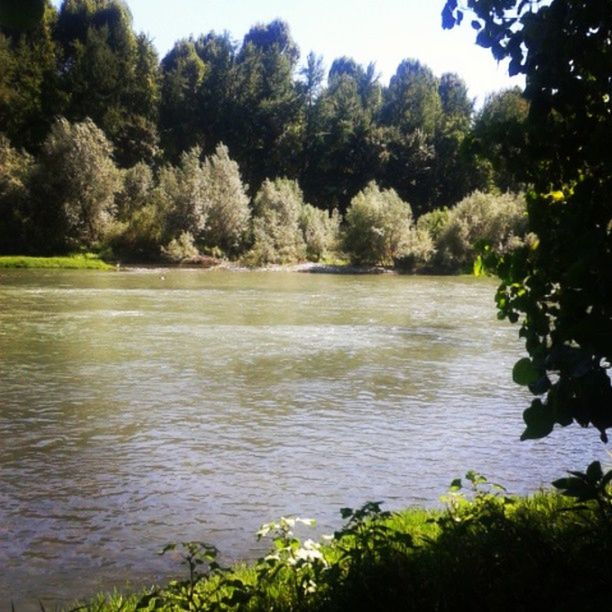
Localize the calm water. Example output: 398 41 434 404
0 269 606 609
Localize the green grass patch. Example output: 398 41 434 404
0 253 113 270
71 473 611 612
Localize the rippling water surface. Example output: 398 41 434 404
0 269 606 609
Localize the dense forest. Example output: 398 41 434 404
0 0 530 266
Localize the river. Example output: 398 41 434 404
0 269 606 609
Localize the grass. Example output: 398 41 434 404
68 483 611 612
0 253 113 270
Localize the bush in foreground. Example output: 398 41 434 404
74 466 611 611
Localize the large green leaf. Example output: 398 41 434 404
521 400 554 440
512 358 540 386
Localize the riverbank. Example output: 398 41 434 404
0 254 113 270
71 487 611 611
0 254 399 275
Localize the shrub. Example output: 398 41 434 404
435 190 526 272
246 177 306 265
200 143 250 257
343 181 413 266
37 118 121 251
394 227 436 270
416 207 450 242
299 204 341 262
160 147 209 241
0 134 34 253
161 231 199 262
115 162 155 222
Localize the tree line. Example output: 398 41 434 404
0 0 529 265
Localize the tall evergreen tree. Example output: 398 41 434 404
55 0 159 166
231 20 303 188
0 1 63 151
381 59 443 213
159 38 207 161
303 57 385 212
430 72 478 207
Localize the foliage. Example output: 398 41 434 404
200 143 251 257
36 116 120 251
55 0 160 167
471 87 530 192
111 202 164 260
0 2 62 151
246 177 306 265
115 161 154 221
161 231 199 263
158 147 209 241
77 471 612 612
343 181 413 266
0 253 113 269
434 190 526 272
231 19 303 188
444 0 612 441
0 133 34 253
158 37 208 161
299 204 340 262
393 226 436 271
1 7 540 257
0 0 45 31
552 460 612 518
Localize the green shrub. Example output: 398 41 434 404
246 177 306 265
343 181 413 266
394 226 436 270
200 143 251 257
299 204 341 262
110 203 165 260
37 118 121 251
0 134 34 254
115 162 155 222
161 231 199 262
416 207 450 242
159 147 209 241
434 190 526 272
75 465 612 612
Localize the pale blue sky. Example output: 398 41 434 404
51 0 522 105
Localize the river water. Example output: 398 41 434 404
0 269 607 609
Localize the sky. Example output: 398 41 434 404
51 0 523 106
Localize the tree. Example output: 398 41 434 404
303 57 385 212
443 0 612 442
471 87 530 193
382 59 442 137
0 2 63 151
37 117 120 251
55 0 159 166
159 38 207 160
381 60 443 213
343 181 414 266
0 0 45 30
299 204 340 262
115 161 154 221
231 20 303 187
430 73 480 207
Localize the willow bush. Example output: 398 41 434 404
343 181 413 266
